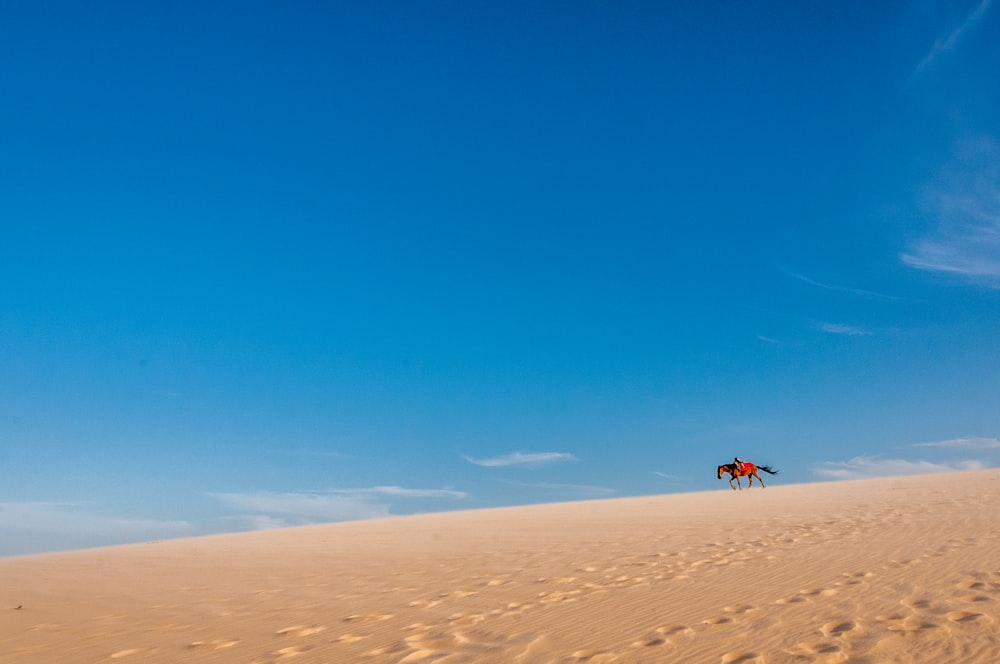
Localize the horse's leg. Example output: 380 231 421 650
729 474 737 490
755 470 765 488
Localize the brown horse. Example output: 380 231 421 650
717 462 778 490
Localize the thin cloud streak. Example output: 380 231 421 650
500 479 616 497
210 486 468 528
0 502 197 556
912 0 994 75
913 437 1000 449
820 322 871 336
813 455 985 481
0 502 194 537
782 268 905 301
210 491 391 523
464 451 578 468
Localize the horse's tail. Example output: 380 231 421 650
757 465 778 475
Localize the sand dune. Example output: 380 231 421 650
2 469 999 663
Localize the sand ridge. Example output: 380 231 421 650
2 469 999 663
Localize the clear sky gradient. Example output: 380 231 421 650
2 1 999 555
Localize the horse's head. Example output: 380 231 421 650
717 465 725 479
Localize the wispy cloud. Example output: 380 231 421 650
912 0 995 75
782 268 904 301
272 448 354 460
813 455 985 481
211 491 390 523
0 486 468 556
0 502 196 556
500 479 615 497
363 486 468 499
913 437 1000 449
819 322 871 336
210 486 467 528
902 136 1000 288
464 451 577 468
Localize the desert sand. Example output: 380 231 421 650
2 469 999 663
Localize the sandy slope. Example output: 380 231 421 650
2 469 999 663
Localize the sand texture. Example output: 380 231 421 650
2 469 999 663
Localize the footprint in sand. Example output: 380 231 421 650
885 558 921 569
886 616 941 633
188 639 239 650
955 578 987 591
444 589 478 598
786 640 842 656
398 650 442 663
800 587 838 599
723 604 756 615
110 649 156 659
274 645 313 658
946 610 984 622
405 632 467 651
720 651 762 663
702 604 755 626
343 613 392 624
820 620 858 637
836 571 873 586
539 589 583 603
773 594 807 605
498 601 538 617
537 576 578 584
630 624 693 648
335 633 369 643
569 648 617 662
448 611 486 626
952 593 991 603
276 625 326 637
657 624 694 637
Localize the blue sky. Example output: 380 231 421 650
2 1 999 556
